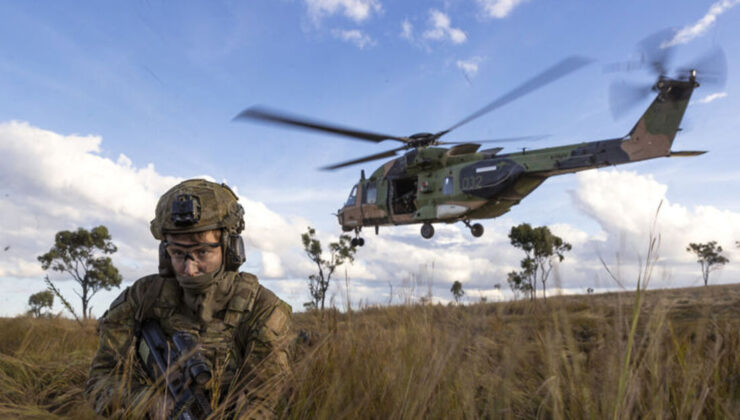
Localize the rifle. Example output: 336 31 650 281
137 319 213 420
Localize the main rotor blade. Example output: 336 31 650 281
234 106 408 144
320 146 407 170
603 59 646 74
438 134 549 145
442 56 593 135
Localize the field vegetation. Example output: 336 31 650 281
1 283 739 418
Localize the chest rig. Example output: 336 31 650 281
135 273 261 392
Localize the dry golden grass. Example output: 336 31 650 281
2 284 740 419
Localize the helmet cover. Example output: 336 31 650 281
150 179 245 240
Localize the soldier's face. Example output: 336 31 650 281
165 230 223 276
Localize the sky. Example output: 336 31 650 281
1 0 740 317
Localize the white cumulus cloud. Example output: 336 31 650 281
571 169 740 269
456 56 484 79
400 19 413 40
476 0 529 18
304 0 382 24
0 121 312 316
4 121 739 315
663 0 740 47
423 10 467 44
331 29 377 48
697 92 728 104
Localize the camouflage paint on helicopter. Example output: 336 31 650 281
337 75 701 240
237 32 723 243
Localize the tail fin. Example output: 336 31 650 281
620 78 696 161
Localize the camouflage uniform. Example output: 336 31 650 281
85 179 292 419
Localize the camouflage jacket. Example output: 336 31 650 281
85 272 292 419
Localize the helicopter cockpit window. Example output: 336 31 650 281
345 185 358 207
443 176 454 195
363 182 377 204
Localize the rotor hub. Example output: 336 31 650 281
408 132 437 148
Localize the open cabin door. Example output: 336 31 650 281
388 176 417 223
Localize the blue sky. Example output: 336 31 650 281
1 0 739 317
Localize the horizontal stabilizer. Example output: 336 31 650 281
669 150 707 157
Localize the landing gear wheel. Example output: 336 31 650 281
471 223 484 238
357 237 365 247
351 237 365 247
421 223 435 239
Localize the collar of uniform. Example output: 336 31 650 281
181 271 239 324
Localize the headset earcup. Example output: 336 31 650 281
225 234 246 271
158 242 175 277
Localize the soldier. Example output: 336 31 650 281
85 179 292 419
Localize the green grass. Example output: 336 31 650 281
2 284 740 419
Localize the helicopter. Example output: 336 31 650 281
236 33 725 246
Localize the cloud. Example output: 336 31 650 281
663 0 740 47
456 56 484 79
261 252 285 278
0 121 311 316
476 0 529 19
697 92 727 104
422 10 467 44
331 29 377 49
400 19 413 40
571 169 740 271
304 0 382 24
4 122 740 315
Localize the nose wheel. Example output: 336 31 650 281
463 220 484 238
351 227 365 247
421 223 435 239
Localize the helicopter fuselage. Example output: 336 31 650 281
338 76 700 239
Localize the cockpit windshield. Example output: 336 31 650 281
345 185 358 207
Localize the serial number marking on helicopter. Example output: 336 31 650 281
475 165 498 173
461 175 483 190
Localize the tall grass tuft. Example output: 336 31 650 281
2 282 740 418
0 316 99 418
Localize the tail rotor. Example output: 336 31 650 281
607 29 726 119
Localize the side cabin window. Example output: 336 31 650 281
345 185 358 207
443 176 454 195
363 182 377 204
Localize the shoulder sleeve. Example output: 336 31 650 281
230 273 293 418
84 275 160 416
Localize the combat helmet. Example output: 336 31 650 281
151 179 246 275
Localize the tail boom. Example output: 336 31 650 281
621 77 696 161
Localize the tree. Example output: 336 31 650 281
28 290 54 317
37 226 122 319
450 280 464 303
507 258 534 300
686 241 728 286
301 227 356 310
508 223 571 300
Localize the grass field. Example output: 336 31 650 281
2 283 739 419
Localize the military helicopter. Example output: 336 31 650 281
236 32 725 245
